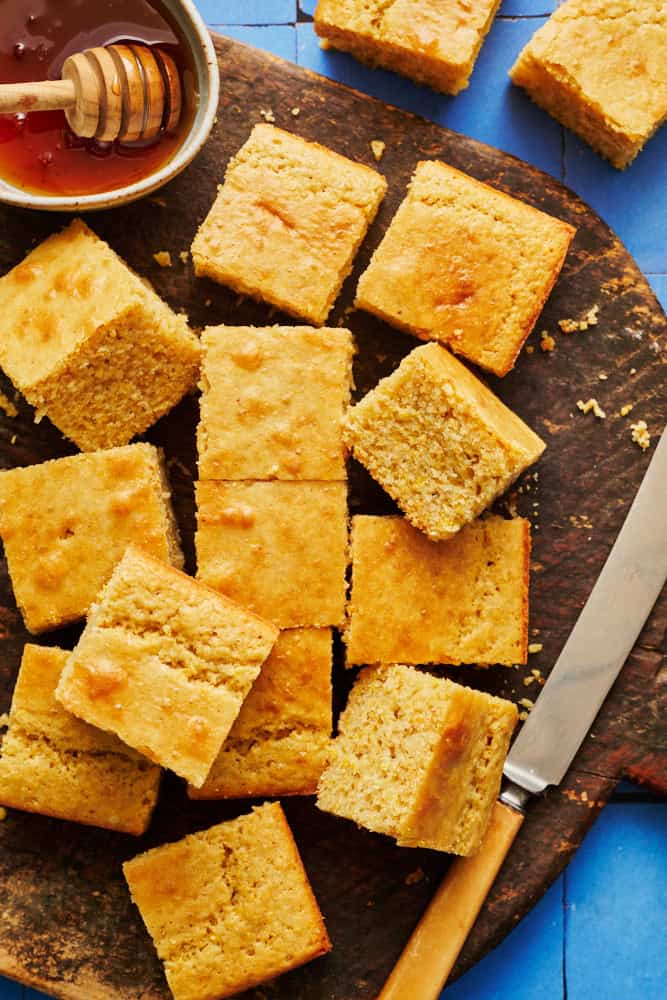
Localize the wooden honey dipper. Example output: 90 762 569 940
0 44 182 143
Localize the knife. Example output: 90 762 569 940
378 427 667 1000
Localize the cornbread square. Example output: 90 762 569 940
191 124 387 325
314 0 501 95
123 803 331 1000
344 344 545 540
0 444 182 634
190 629 332 799
196 481 348 628
355 160 575 376
0 645 160 834
347 515 530 667
510 0 667 170
317 665 518 855
56 546 278 788
198 325 355 481
0 219 200 451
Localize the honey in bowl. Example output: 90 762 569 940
0 0 194 196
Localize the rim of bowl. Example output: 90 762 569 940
0 0 220 211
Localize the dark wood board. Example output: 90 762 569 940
0 33 665 1000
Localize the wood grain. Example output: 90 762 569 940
0 34 664 1000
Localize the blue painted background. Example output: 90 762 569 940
4 2 667 998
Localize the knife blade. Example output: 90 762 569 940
504 426 667 798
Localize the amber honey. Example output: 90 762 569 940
0 0 193 196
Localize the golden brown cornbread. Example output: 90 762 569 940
198 325 355 481
344 344 545 540
510 0 667 169
0 444 183 634
0 645 160 834
0 220 200 451
196 480 348 628
314 0 502 95
191 124 387 325
347 515 530 667
123 803 331 1000
355 160 575 376
56 546 278 788
317 665 518 855
189 628 332 799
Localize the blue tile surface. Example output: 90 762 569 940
198 1 296 24
216 24 296 61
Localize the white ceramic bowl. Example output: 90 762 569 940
0 0 220 211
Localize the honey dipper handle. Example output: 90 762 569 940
378 801 524 1000
0 80 77 115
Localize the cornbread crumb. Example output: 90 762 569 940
0 392 17 418
540 331 556 352
519 710 529 721
355 160 574 375
56 546 278 787
0 645 160 834
153 251 172 268
526 344 535 355
259 107 276 123
620 403 634 417
291 106 300 116
577 398 606 420
191 124 386 325
630 367 637 375
370 139 386 161
189 629 332 799
523 676 536 686
346 515 531 667
344 344 545 540
405 868 424 886
558 304 599 334
630 420 651 451
519 697 534 710
0 220 200 451
510 0 667 168
317 665 518 856
314 0 502 95
123 803 331 1000
197 325 354 481
179 250 189 264
598 373 607 380
0 444 183 634
528 642 543 654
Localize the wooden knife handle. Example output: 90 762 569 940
378 801 524 1000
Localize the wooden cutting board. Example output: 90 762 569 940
0 34 665 1000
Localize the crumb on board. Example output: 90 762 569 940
153 251 172 268
205 298 212 307
598 373 607 380
179 250 189 264
577 398 606 419
519 698 534 710
291 107 300 117
405 868 424 886
0 391 18 418
519 711 529 721
539 331 555 352
259 108 276 123
523 675 536 686
370 139 386 162
620 403 634 417
559 305 599 333
10 434 16 445
630 367 637 375
630 420 651 451
525 344 535 354
528 642 543 654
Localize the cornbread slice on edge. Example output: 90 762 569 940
317 665 518 856
0 444 183 634
0 645 160 834
347 515 530 667
510 0 667 170
198 325 355 481
190 628 333 799
314 0 502 96
355 160 575 376
0 220 200 451
123 802 332 1000
196 481 348 628
191 124 387 325
344 343 545 540
56 546 278 788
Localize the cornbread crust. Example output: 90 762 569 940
191 124 387 325
0 646 160 834
196 481 348 628
314 0 502 96
347 515 530 667
0 444 183 634
317 665 518 855
355 160 575 376
510 1 667 170
123 803 331 1000
198 325 355 481
0 220 200 451
56 546 278 788
344 344 545 540
189 628 332 799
